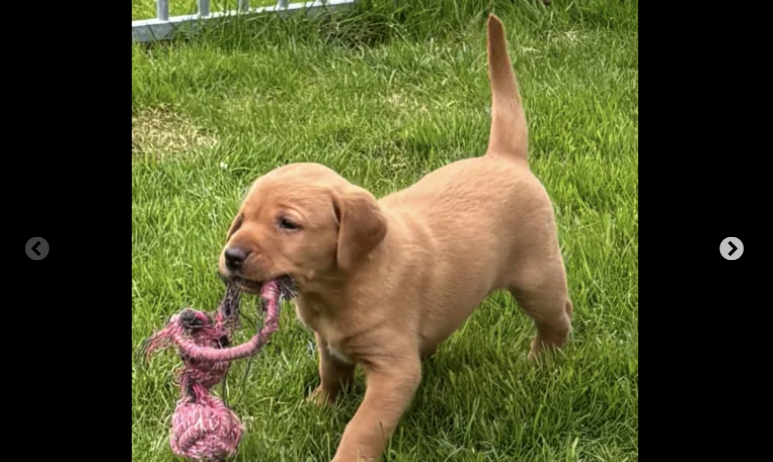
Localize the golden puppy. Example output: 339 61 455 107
219 14 572 462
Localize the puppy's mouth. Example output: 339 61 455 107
227 274 297 300
231 276 261 293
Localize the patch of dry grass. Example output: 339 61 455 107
132 107 218 159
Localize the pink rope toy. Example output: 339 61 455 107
140 279 288 461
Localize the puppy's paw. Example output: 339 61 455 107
527 339 563 365
330 454 375 462
306 386 336 408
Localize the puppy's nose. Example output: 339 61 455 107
224 246 249 271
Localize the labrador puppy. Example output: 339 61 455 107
219 14 572 462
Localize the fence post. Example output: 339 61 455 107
198 0 210 17
238 0 250 12
277 0 289 9
157 0 169 21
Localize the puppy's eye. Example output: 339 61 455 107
278 218 300 230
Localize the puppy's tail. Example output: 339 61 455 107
485 14 528 163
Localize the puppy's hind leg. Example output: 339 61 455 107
506 261 572 360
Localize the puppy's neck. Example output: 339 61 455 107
295 214 400 311
296 273 346 300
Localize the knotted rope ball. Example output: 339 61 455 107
170 381 243 461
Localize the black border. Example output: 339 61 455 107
12 1 125 454
639 1 762 458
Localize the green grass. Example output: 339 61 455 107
132 1 638 461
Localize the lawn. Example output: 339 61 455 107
131 1 638 461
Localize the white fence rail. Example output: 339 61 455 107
132 0 357 43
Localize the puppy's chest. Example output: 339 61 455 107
294 296 337 338
294 296 354 364
325 343 354 364
293 296 324 330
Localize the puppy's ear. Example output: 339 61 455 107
332 187 387 272
226 212 244 241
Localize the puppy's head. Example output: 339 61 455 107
219 163 387 294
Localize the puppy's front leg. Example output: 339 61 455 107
331 355 421 462
308 332 355 407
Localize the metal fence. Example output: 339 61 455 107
132 0 357 43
